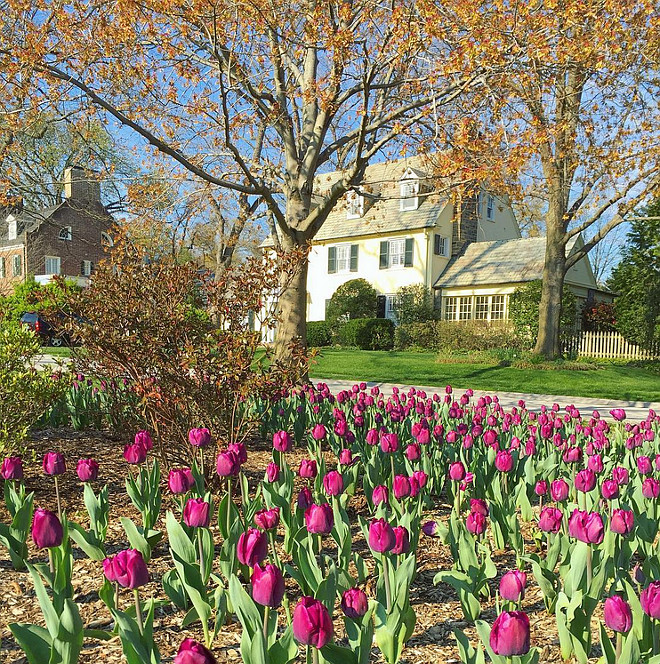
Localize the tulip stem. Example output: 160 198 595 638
54 476 62 522
654 620 659 656
269 531 281 568
226 479 232 538
48 548 55 576
615 632 622 662
316 534 325 576
239 471 248 513
390 455 395 483
134 589 143 636
263 605 270 644
382 554 392 613
312 646 320 664
454 485 461 516
198 530 205 581
586 544 593 591
199 450 205 486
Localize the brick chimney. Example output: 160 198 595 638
451 192 479 256
63 166 101 203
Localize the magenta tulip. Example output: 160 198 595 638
372 485 389 506
470 499 489 516
292 596 333 648
1 457 23 480
323 471 344 496
568 509 604 544
299 459 318 479
610 408 626 421
188 428 212 448
297 487 313 511
43 451 66 475
490 611 530 656
612 466 630 485
422 520 439 537
168 468 195 494
393 475 411 500
448 461 466 482
174 638 217 664
466 511 487 536
638 455 653 475
642 477 660 499
266 462 280 483
534 480 548 496
610 509 634 535
32 508 63 549
380 432 399 453
123 442 147 465
183 498 211 528
254 507 280 531
575 468 596 493
134 430 153 451
538 506 563 533
412 470 428 488
641 581 660 619
113 549 149 589
341 588 368 619
550 478 570 502
103 556 117 583
405 443 420 461
495 450 513 473
499 570 527 602
392 526 410 555
227 443 247 465
76 458 99 482
272 430 293 452
251 563 285 607
237 528 268 567
311 424 327 441
216 450 240 477
601 479 619 500
339 449 353 466
305 503 334 534
369 518 396 553
604 596 632 633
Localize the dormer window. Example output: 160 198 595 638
7 215 16 241
59 226 72 241
346 190 364 219
399 168 421 211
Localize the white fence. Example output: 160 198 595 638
564 330 659 360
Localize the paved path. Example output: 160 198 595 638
314 378 660 421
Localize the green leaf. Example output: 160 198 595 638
68 521 105 560
120 517 151 562
229 575 263 640
9 623 51 664
268 625 298 664
453 627 486 664
320 642 358 664
162 569 189 610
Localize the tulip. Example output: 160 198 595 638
601 479 619 500
32 508 63 549
641 581 660 619
311 424 327 441
113 549 149 589
366 428 379 445
251 563 285 607
610 408 626 421
174 638 217 664
568 509 604 544
588 454 604 473
76 458 99 482
168 468 194 494
1 456 23 480
495 450 513 473
339 449 353 466
392 526 410 555
227 443 247 466
297 487 313 511
604 595 632 633
299 459 318 479
448 461 466 482
642 477 660 499
183 498 211 528
405 443 420 461
134 430 153 451
305 503 334 535
43 451 66 475
422 520 439 537
254 507 280 531
612 466 630 485
103 556 117 583
550 478 570 502
266 462 280 483
575 468 596 493
466 511 487 536
292 596 333 648
216 451 240 477
393 475 411 500
470 498 489 516
124 442 147 465
237 528 268 567
538 506 563 533
610 509 634 536
188 428 212 448
368 518 396 553
638 455 653 476
499 570 526 602
341 588 368 619
490 611 530 656
380 432 399 453
323 471 344 496
412 470 428 488
372 485 389 506
534 480 548 496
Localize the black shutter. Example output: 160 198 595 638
328 246 337 273
80 261 85 275
434 234 441 255
350 244 358 272
379 241 389 269
376 295 386 318
90 262 94 273
404 238 414 266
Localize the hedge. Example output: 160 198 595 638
337 317 395 350
307 321 332 347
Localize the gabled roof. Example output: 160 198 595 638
434 236 582 289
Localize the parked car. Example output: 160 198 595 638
20 312 70 347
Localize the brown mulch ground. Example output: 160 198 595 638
0 429 603 663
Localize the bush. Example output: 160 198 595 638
0 320 70 453
326 279 378 325
307 321 332 347
582 301 617 331
394 284 436 325
337 317 395 350
0 276 82 323
395 320 515 352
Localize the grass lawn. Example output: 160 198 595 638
309 348 660 402
39 346 74 358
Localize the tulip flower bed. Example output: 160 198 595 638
1 384 660 664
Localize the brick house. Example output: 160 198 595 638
0 167 114 295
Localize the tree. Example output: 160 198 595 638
608 200 660 349
0 0 511 361
394 284 436 325
488 1 660 357
326 279 378 326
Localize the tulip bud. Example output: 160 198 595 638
251 563 285 608
538 506 563 533
499 570 527 602
380 432 399 453
466 511 487 535
392 526 410 555
299 459 318 479
495 450 513 473
568 509 604 544
422 520 438 537
575 468 596 493
372 485 389 506
123 442 147 465
323 471 344 497
292 596 333 648
412 470 428 488
32 508 63 549
601 479 619 500
341 588 368 619
641 581 660 619
174 638 217 664
168 468 194 494
610 408 626 421
305 503 334 534
76 458 99 482
550 478 569 502
642 477 660 499
113 549 149 589
612 466 629 485
254 507 280 531
134 430 153 451
405 443 420 461
534 480 548 496
43 451 66 476
338 449 353 466
1 456 23 480
366 428 379 445
393 475 411 500
368 518 396 553
183 498 210 528
103 556 117 583
470 498 489 516
216 451 240 477
272 430 293 453
638 455 653 476
489 611 530 656
188 428 212 448
610 509 634 536
237 528 268 567
311 423 327 441
266 462 280 483
297 487 313 511
604 595 632 633
448 461 466 482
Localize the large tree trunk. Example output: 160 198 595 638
534 227 567 358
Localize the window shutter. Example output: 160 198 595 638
350 244 358 272
404 238 414 267
90 261 94 273
328 246 337 273
379 241 389 269
376 295 386 318
81 261 85 275
434 234 440 255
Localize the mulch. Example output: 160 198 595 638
0 429 603 663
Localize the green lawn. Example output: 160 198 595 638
309 349 660 402
41 346 73 357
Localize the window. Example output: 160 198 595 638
434 234 449 257
12 254 21 277
59 226 72 241
486 194 495 221
7 216 16 241
389 238 406 267
444 296 457 320
385 294 397 321
380 238 413 269
0 256 4 278
458 296 472 320
491 295 506 320
346 191 364 219
475 295 489 320
81 260 93 276
101 232 114 248
328 244 358 273
44 256 61 275
400 179 419 211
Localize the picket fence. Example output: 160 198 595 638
563 330 659 360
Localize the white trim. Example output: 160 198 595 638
44 255 61 275
7 216 17 241
0 243 25 252
59 226 72 241
346 191 364 219
334 244 352 273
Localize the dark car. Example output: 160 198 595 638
20 312 70 347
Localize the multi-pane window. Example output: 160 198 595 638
475 296 489 320
486 194 495 221
385 295 397 321
12 254 21 277
101 232 114 248
336 245 350 272
442 294 509 322
44 256 61 275
81 260 93 276
491 295 506 320
400 179 419 211
444 296 457 320
346 192 364 219
389 238 406 267
59 226 72 240
458 296 472 320
7 217 17 241
434 234 448 256
328 244 358 273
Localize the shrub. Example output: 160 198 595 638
582 301 616 332
337 317 395 350
395 320 515 352
0 276 82 323
394 284 437 325
326 279 378 325
0 320 69 454
307 321 332 347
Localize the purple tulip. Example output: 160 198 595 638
341 588 368 619
113 549 149 589
448 461 466 482
103 556 117 583
32 508 63 549
466 511 487 536
641 581 660 619
368 518 396 553
168 468 194 494
550 478 570 502
422 520 439 537
297 487 313 511
638 455 653 475
405 443 420 461
254 507 280 531
470 499 489 516
237 528 268 567
305 503 334 534
323 471 344 496
393 475 411 500
372 485 389 506
299 459 318 479
568 509 604 544
495 450 514 473
612 466 630 485
575 468 596 493
610 408 626 421
311 424 327 441
123 442 147 465
43 451 66 475
338 449 353 466
534 480 548 496
251 563 285 607
642 477 660 499
1 457 23 480
174 638 217 664
366 428 379 446
610 509 634 536
601 479 619 500
588 454 604 473
292 596 333 648
216 451 240 477
412 470 428 488
266 462 280 483
499 570 527 602
74 458 98 482
392 526 410 555
538 506 563 533
380 432 399 453
227 443 247 466
490 611 530 656
188 427 212 448
183 498 211 528
604 596 632 633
